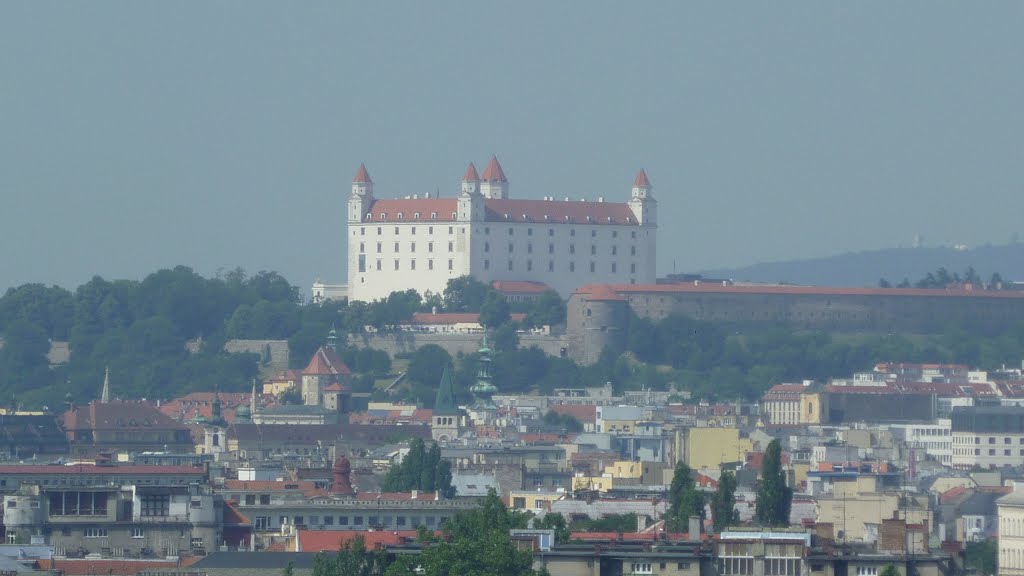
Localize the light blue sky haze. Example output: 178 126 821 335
1 2 1021 292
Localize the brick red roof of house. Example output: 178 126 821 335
364 197 638 225
223 500 251 525
159 392 250 423
576 284 627 302
303 346 352 376
492 280 550 294
353 163 372 183
634 169 651 187
549 404 598 423
481 155 507 182
574 283 1024 300
62 400 190 432
39 558 182 574
762 384 807 400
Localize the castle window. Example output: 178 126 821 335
591 245 596 255
612 231 618 238
485 227 490 234
611 263 617 273
508 260 513 271
591 230 596 237
508 243 513 253
484 242 489 253
590 262 596 273
359 242 364 253
376 260 382 271
508 228 514 236
397 213 404 220
631 263 636 273
361 228 365 236
394 260 400 270
448 227 453 234
380 213 387 220
570 262 575 272
394 242 399 252
527 260 532 271
428 242 434 253
431 213 437 220
428 260 434 270
631 246 636 256
548 229 554 236
548 261 554 272
528 228 533 236
365 213 372 221
411 260 416 270
411 227 416 235
448 259 453 270
414 212 420 220
570 244 575 254
451 212 457 219
428 226 434 234
448 241 453 252
548 243 554 254
570 230 575 237
527 243 532 254
410 242 416 252
377 227 382 235
377 242 382 253
484 260 489 270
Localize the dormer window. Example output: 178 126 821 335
451 212 457 219
365 213 372 221
607 216 613 222
397 213 404 220
586 216 592 222
380 213 387 220
431 212 437 220
414 212 421 220
522 214 528 221
503 213 510 220
565 215 570 222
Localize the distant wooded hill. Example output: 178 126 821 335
701 243 1024 287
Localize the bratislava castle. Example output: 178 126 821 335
346 156 657 303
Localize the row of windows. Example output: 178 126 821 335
253 514 449 529
360 226 458 236
361 258 455 272
954 447 1024 456
484 242 637 256
953 435 1024 444
483 226 634 239
358 225 640 240
483 260 637 274
360 241 455 254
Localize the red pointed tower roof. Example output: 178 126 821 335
463 162 480 182
633 169 651 187
482 155 507 182
353 163 372 184
302 346 352 376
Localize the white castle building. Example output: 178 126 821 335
346 156 657 303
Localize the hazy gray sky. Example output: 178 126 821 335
2 2 1022 293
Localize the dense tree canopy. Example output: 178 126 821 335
381 438 455 498
711 469 738 533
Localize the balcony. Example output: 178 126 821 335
135 514 191 523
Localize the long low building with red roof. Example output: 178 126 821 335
567 282 1024 364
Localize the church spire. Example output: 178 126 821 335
101 366 110 403
434 365 459 416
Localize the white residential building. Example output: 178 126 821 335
951 406 1024 470
998 489 1024 576
345 157 658 302
889 418 953 466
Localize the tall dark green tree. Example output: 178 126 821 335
666 462 704 532
711 469 738 533
755 439 792 527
